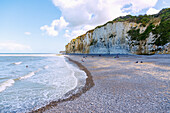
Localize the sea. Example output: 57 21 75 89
0 53 87 112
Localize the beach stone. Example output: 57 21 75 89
44 55 170 113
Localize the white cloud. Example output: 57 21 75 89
50 0 158 40
24 32 31 35
0 42 32 51
40 25 59 36
40 16 68 36
64 25 95 41
146 8 160 15
53 0 158 27
123 0 158 13
163 0 167 4
53 0 126 27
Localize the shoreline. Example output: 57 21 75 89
44 54 169 112
31 56 94 112
32 54 169 112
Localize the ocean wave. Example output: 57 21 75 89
33 57 89 112
13 62 22 65
64 58 77 84
63 57 87 89
19 72 35 80
43 65 49 69
18 67 42 80
0 79 15 92
35 68 41 73
0 68 41 93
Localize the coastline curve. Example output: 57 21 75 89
31 56 94 112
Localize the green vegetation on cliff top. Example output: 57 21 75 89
96 8 170 28
127 8 170 46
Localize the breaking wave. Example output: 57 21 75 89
0 79 15 92
13 62 22 65
0 68 43 92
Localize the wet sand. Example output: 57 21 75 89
36 55 170 112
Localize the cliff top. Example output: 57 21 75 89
96 8 170 28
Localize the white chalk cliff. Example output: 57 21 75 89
66 8 170 55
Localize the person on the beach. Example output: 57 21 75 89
114 54 119 58
116 54 119 58
135 61 143 63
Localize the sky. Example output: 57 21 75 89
0 0 169 53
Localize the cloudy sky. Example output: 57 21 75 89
0 0 169 53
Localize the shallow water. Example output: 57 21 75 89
0 54 86 112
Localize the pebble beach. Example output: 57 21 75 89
37 54 170 113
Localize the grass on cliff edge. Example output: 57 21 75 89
127 8 170 46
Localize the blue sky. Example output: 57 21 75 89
0 0 169 53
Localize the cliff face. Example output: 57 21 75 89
66 8 170 55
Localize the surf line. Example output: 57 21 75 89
0 67 44 93
32 56 94 112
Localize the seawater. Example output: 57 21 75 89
0 54 87 112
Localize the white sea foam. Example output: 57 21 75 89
18 67 43 80
0 69 41 93
34 68 41 73
19 72 35 80
65 57 87 87
13 62 22 65
44 65 49 69
63 57 87 89
0 79 15 92
63 58 77 87
0 55 87 112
